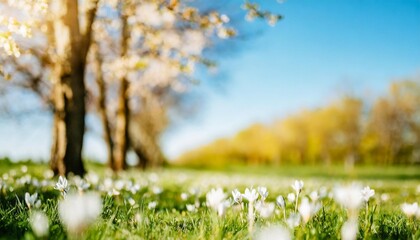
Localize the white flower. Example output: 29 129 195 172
298 197 321 223
148 201 157 210
287 193 296 203
152 186 163 195
401 202 418 218
25 192 41 209
181 30 206 55
243 188 259 203
217 200 231 217
276 195 285 208
361 186 375 202
333 183 363 211
341 219 358 240
84 172 99 185
30 210 49 237
74 178 90 192
58 192 102 234
291 180 304 195
255 225 291 240
181 193 188 201
286 213 301 228
268 14 279 27
309 191 319 202
257 186 269 201
135 3 162 27
221 14 230 23
206 188 226 211
232 189 242 204
380 193 390 202
161 9 176 26
54 176 69 198
186 204 196 212
256 202 275 219
127 198 136 206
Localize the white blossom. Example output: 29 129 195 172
148 201 157 210
135 3 162 27
25 192 41 209
341 219 358 240
309 191 319 202
276 195 285 208
243 187 259 203
286 213 301 228
298 197 321 223
54 176 69 198
291 180 304 195
333 183 363 211
361 186 375 202
181 30 206 55
206 188 226 211
217 200 231 217
287 193 296 203
255 225 291 240
58 192 102 234
257 186 268 201
186 204 197 212
232 189 242 204
255 202 275 219
401 202 418 218
30 210 49 237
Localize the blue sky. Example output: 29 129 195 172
1 0 419 162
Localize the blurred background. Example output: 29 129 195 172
0 0 419 173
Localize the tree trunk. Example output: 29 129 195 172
113 13 129 171
49 0 97 176
92 45 115 169
130 128 166 169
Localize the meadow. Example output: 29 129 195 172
0 162 419 239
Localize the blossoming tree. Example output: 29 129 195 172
0 0 282 175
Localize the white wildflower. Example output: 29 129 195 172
333 183 363 211
25 192 41 209
30 210 49 237
276 195 285 208
309 191 319 202
206 188 226 211
180 193 188 201
127 198 136 206
152 186 163 195
186 204 197 212
286 213 301 228
401 202 418 218
292 180 304 195
256 225 291 240
257 186 269 201
217 200 231 217
256 202 275 219
58 192 102 234
54 176 69 198
232 189 242 204
243 187 259 203
148 201 157 210
361 186 375 202
287 193 296 203
380 193 390 202
298 197 321 224
341 219 358 240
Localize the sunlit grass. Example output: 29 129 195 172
0 161 419 239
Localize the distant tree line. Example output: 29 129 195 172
178 80 420 167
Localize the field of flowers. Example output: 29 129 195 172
0 164 419 239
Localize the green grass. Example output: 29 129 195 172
0 160 419 239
